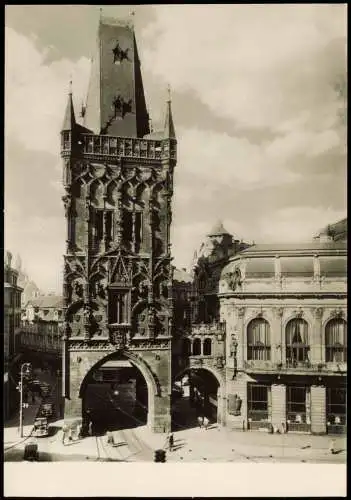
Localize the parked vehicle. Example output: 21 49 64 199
32 417 49 437
41 403 54 418
23 442 39 461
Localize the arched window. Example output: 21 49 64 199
203 338 212 356
247 318 271 361
193 338 201 356
286 318 309 365
182 338 191 357
325 319 347 362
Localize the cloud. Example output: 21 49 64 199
5 26 90 155
5 205 65 292
4 7 347 289
142 4 346 131
257 206 347 243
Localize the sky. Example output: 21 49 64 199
5 4 347 293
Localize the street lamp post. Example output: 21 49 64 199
231 334 238 379
17 362 32 437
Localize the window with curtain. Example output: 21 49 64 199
247 318 271 361
325 319 347 362
285 318 310 365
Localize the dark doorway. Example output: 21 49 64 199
82 357 148 435
171 368 220 431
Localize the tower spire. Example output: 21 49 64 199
83 16 149 137
62 78 76 131
163 84 176 139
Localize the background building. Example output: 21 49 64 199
4 251 23 419
22 294 63 331
15 254 41 307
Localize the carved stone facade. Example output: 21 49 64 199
218 242 347 434
61 16 176 433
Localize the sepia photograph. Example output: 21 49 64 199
4 4 347 497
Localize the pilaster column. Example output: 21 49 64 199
115 193 123 246
132 208 136 253
85 195 90 252
271 384 286 431
237 307 246 370
102 195 108 253
273 307 284 365
62 194 72 250
312 307 324 364
310 385 326 434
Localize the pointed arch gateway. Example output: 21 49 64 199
77 349 161 433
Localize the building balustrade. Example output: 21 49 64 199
62 134 177 161
244 359 347 374
190 321 226 338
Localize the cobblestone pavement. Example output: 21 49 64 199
133 424 347 463
4 419 346 463
4 375 346 463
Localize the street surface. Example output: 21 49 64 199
4 369 347 463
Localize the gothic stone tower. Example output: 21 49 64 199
60 16 176 433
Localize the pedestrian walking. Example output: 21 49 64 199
197 415 204 429
77 424 82 440
107 431 114 445
168 433 174 451
329 439 336 454
203 416 209 430
62 424 68 445
88 421 93 437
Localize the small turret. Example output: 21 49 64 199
163 85 176 139
61 80 76 132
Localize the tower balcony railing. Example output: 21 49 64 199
62 134 177 160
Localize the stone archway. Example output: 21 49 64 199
64 348 164 432
172 365 224 430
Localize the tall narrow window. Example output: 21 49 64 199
286 318 310 365
123 211 133 245
287 385 310 432
327 387 346 432
248 384 270 426
134 212 143 252
108 290 129 324
193 338 201 356
203 338 212 356
106 211 113 241
182 338 191 357
247 318 271 361
93 210 104 249
325 319 347 362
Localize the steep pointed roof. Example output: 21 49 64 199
163 86 176 139
207 220 230 237
62 89 76 131
83 15 150 137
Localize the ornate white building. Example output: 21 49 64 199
181 221 347 435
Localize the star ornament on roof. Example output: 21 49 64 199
112 41 130 65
